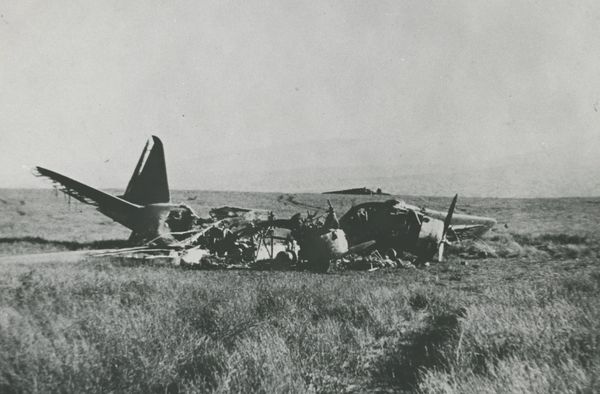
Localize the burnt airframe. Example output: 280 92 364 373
339 197 496 262
33 136 496 268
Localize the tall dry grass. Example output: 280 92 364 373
0 261 451 393
0 255 598 393
418 270 600 393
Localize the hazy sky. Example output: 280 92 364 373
2 1 599 195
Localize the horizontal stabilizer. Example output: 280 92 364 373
34 166 141 229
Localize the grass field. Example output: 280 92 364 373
0 189 599 393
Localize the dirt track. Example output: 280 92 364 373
0 250 113 265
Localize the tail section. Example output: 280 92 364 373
122 136 170 205
34 166 141 230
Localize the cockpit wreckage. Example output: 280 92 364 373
33 136 496 271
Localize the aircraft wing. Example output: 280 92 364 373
447 224 493 241
447 215 497 242
34 166 142 230
417 208 496 242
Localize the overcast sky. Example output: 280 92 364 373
1 1 599 196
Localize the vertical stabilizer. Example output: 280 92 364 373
122 136 170 205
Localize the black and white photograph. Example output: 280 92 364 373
1 1 599 392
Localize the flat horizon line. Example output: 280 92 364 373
1 186 599 200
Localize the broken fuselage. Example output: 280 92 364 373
340 199 496 260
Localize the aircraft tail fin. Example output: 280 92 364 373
122 136 170 205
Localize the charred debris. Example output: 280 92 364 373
98 201 415 272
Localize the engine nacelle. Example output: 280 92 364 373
415 217 444 258
299 228 349 272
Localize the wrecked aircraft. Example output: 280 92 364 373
32 136 496 270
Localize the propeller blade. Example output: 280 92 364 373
442 194 458 240
438 194 458 262
437 242 445 262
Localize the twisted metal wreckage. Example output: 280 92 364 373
32 136 496 271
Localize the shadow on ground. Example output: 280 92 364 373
369 302 465 392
